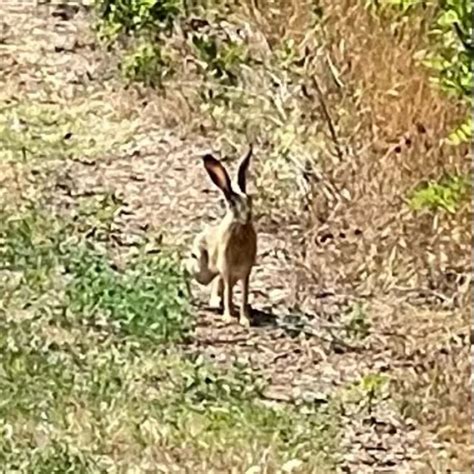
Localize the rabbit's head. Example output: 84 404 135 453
203 145 253 225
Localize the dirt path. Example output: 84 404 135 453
0 4 468 473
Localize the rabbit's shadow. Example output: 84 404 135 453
196 302 357 353
200 304 290 330
197 301 275 323
249 307 279 327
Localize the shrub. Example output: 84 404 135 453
96 0 183 39
121 41 172 87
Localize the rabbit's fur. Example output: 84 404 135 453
186 145 257 326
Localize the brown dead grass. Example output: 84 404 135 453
302 0 470 285
300 1 471 470
325 1 466 185
243 0 315 44
386 304 471 472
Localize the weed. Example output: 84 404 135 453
0 103 75 162
408 175 470 213
344 304 370 340
0 210 65 295
96 0 182 39
74 192 124 240
340 373 390 417
65 245 191 342
121 41 172 87
0 207 191 343
427 0 473 100
192 33 245 85
446 116 472 145
2 438 97 473
0 101 135 164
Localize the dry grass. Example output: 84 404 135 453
386 304 471 472
304 2 471 469
298 1 470 287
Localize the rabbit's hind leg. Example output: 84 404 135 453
239 274 251 327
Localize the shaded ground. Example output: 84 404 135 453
0 3 470 473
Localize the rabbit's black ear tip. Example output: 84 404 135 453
202 154 217 164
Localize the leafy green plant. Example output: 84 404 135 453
180 355 265 405
23 440 95 474
427 0 473 98
446 116 472 145
192 33 245 85
0 210 66 295
121 41 171 87
96 0 182 39
344 304 370 340
96 0 183 86
340 373 390 417
75 192 124 240
428 0 473 144
0 207 191 343
359 373 389 415
408 175 470 213
65 245 191 342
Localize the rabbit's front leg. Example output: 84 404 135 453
239 274 251 327
209 276 223 309
222 274 234 322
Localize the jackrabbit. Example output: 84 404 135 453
186 145 257 326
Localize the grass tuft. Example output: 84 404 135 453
408 174 471 213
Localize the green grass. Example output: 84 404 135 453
65 245 191 342
0 203 340 472
0 333 339 470
0 100 136 164
1 207 191 343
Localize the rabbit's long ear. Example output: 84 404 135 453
237 144 252 193
203 154 233 200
